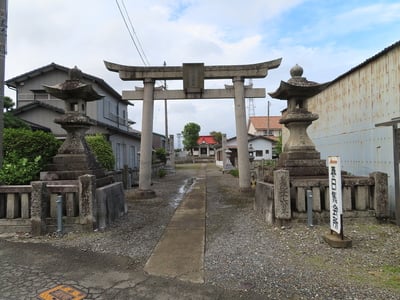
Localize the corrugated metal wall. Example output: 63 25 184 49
305 45 400 216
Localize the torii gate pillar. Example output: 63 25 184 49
139 78 155 193
233 77 251 191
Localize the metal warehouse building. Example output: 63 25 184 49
305 40 400 219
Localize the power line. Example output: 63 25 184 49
120 0 150 66
115 1 164 88
115 0 148 66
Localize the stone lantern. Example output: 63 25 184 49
269 64 330 176
248 144 255 163
41 66 111 186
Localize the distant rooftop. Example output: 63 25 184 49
248 116 282 130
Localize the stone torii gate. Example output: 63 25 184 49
104 59 281 195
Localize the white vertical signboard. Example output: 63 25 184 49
328 156 343 234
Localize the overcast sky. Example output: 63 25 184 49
5 0 400 142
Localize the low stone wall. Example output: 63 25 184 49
109 163 164 189
0 175 127 235
254 170 389 225
96 182 127 230
0 185 32 233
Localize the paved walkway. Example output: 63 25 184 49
144 165 206 283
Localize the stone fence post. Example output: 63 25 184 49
273 169 291 222
254 181 275 225
79 174 97 231
122 165 129 189
371 172 389 218
31 181 49 236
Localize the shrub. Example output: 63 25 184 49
3 128 61 170
228 169 239 177
86 134 115 170
154 148 167 163
158 168 167 178
0 152 42 184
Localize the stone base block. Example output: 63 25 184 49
323 232 352 248
279 151 321 161
40 169 106 181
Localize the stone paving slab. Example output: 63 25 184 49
144 168 206 283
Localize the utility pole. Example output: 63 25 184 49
0 0 7 168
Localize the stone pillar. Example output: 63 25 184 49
222 134 227 169
50 194 58 218
169 134 175 168
233 77 251 191
79 174 97 231
6 193 19 218
31 181 49 236
371 172 389 218
273 170 291 220
139 78 155 192
21 193 30 219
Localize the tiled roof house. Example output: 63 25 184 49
247 116 282 138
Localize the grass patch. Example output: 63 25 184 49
228 169 239 177
347 265 400 291
378 265 400 290
175 163 203 170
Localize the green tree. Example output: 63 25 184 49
154 148 167 163
182 122 200 154
210 131 222 145
3 96 15 112
86 134 115 170
2 96 29 129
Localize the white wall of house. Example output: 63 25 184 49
227 136 274 161
249 138 273 160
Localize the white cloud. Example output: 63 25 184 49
5 0 400 141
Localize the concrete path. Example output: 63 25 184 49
144 165 206 283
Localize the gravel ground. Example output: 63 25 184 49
3 163 400 299
205 165 400 299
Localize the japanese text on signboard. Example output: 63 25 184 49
328 156 343 234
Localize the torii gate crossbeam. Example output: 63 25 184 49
105 59 281 195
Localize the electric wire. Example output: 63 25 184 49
120 0 150 66
115 0 164 87
115 0 148 66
